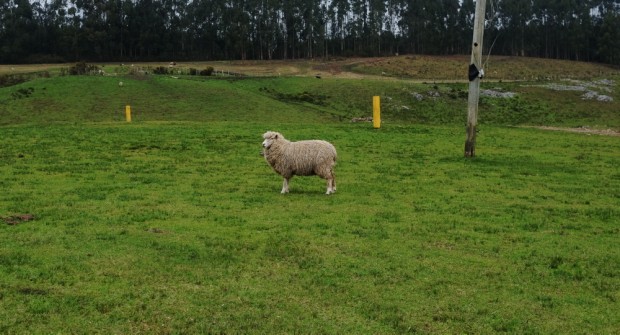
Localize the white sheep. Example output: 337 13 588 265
262 131 337 194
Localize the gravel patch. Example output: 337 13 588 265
525 79 615 102
481 89 516 98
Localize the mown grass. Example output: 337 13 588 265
0 68 619 333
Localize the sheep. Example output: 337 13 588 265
262 131 337 195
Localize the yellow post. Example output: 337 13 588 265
372 96 381 128
125 105 131 122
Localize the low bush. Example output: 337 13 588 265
200 67 214 76
11 87 34 99
153 66 169 75
68 62 100 75
0 74 27 88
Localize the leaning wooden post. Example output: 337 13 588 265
465 0 487 158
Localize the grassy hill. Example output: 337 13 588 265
1 56 619 129
0 57 619 333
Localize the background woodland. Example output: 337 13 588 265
1 0 619 64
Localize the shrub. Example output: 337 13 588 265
200 67 214 76
11 87 35 99
69 62 99 75
0 74 27 88
189 68 198 76
153 66 169 75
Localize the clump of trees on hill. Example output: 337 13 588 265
0 0 618 65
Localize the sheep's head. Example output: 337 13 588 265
262 131 283 150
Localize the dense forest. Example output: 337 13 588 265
1 0 619 64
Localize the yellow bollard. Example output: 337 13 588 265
125 105 131 122
372 96 381 128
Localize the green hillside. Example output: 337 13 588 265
1 58 619 129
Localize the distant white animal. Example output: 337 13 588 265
262 131 337 194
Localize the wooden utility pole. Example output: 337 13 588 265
465 0 487 158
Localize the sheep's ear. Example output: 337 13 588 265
275 134 279 139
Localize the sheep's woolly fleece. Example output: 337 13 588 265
262 131 337 194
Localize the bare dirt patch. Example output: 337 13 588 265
2 214 35 225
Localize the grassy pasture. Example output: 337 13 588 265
1 59 619 333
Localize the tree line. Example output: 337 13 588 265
1 0 619 65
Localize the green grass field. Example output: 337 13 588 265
1 61 619 333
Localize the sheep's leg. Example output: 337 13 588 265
326 176 336 195
322 167 336 194
281 178 290 194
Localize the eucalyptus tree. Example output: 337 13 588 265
186 0 225 59
457 0 475 55
73 0 110 60
399 0 462 54
327 0 350 55
160 0 189 59
32 0 67 60
281 0 306 58
596 9 620 64
366 0 387 55
497 0 532 56
252 0 284 59
568 0 596 61
383 0 404 55
129 0 166 59
347 0 368 55
443 0 462 54
221 0 252 59
0 0 36 62
297 0 325 58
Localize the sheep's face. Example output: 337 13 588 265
263 140 273 149
262 131 281 150
262 138 273 149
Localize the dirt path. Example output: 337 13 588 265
521 126 620 137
